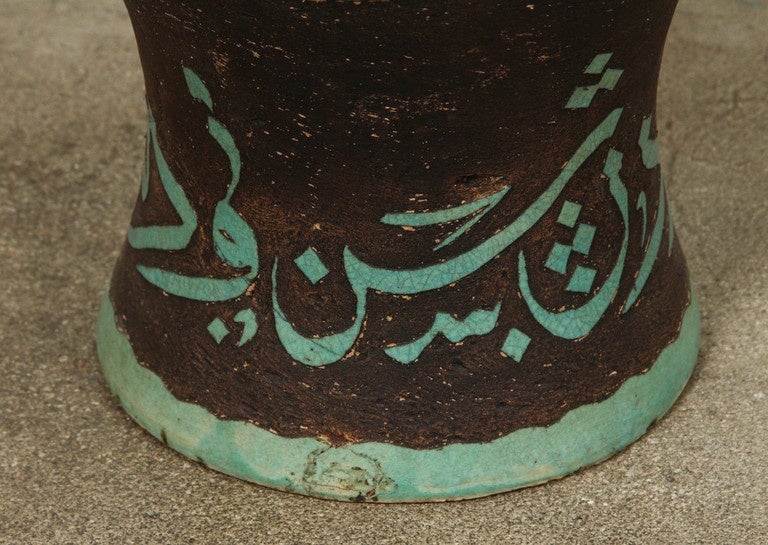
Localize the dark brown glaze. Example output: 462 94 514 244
111 0 689 448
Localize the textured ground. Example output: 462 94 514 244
1 0 766 543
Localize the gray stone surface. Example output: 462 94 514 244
1 0 766 543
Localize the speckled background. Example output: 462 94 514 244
1 0 766 543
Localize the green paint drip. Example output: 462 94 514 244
97 288 700 502
385 303 501 364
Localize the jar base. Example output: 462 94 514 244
97 287 700 502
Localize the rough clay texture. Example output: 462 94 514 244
0 0 766 543
111 0 690 448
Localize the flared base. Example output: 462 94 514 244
97 289 700 502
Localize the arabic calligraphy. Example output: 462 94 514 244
565 52 624 109
519 148 629 340
381 185 510 251
130 67 258 302
127 107 197 250
384 303 502 365
128 56 675 368
622 114 675 312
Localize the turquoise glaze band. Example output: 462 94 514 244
97 288 700 502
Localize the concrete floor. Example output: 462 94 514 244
1 0 766 543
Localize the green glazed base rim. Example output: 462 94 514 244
96 288 700 502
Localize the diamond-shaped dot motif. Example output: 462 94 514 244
584 52 613 75
557 201 582 228
565 52 623 109
567 266 597 293
294 247 329 284
207 317 229 344
546 242 572 274
502 328 531 362
565 86 598 109
546 200 600 292
572 224 596 254
598 68 624 90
